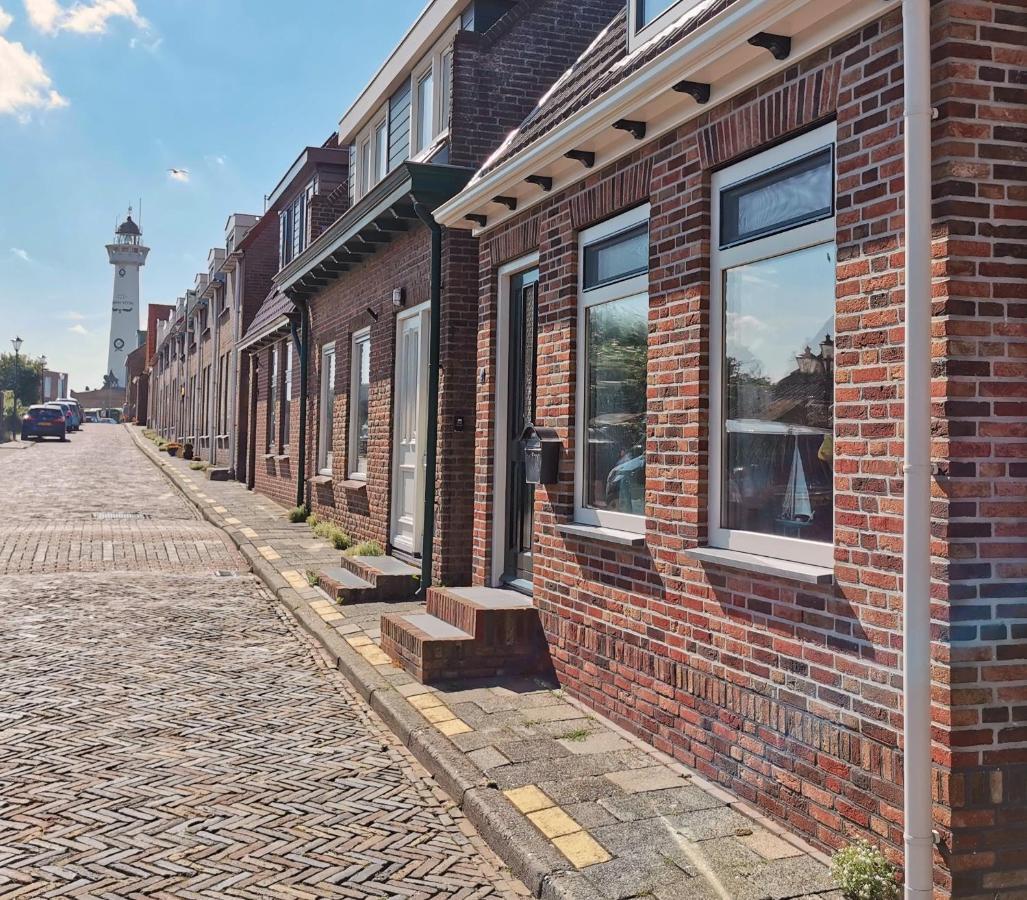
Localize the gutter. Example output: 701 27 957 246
901 0 935 894
413 201 443 596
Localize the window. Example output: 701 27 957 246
349 329 371 479
267 344 278 453
360 139 371 195
282 342 293 449
576 206 650 533
710 122 837 567
628 0 705 49
416 70 434 153
439 50 452 135
375 119 389 181
319 344 336 475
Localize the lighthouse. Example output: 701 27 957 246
104 209 149 388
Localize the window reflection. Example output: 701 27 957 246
585 294 648 514
722 244 835 542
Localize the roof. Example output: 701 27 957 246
116 215 141 236
476 0 734 179
240 290 295 348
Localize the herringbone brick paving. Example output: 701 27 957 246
0 428 525 898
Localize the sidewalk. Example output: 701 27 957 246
131 427 840 900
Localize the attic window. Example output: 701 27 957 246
629 0 705 50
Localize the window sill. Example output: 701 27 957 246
341 479 367 491
262 453 275 461
311 474 333 487
274 454 290 463
557 522 645 548
685 547 834 586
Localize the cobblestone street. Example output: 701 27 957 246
0 428 524 898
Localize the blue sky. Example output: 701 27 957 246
0 0 424 389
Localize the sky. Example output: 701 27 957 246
0 0 425 390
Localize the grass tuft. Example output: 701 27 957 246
288 505 308 524
345 540 384 558
311 519 352 550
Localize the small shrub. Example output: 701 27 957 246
306 570 319 587
345 540 384 558
312 520 352 551
288 505 308 524
189 461 209 471
306 513 320 528
831 841 899 900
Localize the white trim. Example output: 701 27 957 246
575 205 650 534
709 122 836 568
434 0 897 233
491 252 541 588
348 328 371 480
318 342 336 476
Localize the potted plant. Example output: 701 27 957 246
166 442 182 457
183 442 194 461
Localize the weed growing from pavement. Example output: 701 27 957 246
305 514 352 550
556 727 592 742
345 540 384 557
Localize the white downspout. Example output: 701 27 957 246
901 0 934 896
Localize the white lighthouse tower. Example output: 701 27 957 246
104 209 149 388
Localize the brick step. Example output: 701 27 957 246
316 566 374 603
381 586 549 684
340 554 421 601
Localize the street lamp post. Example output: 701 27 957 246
39 355 47 404
11 336 23 425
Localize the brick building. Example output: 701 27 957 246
256 0 625 590
427 0 1026 895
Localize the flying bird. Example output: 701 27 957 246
167 168 191 182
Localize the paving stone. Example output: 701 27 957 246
0 426 522 898
604 765 691 794
538 775 625 805
738 828 806 860
551 831 612 869
598 786 724 822
492 738 571 763
558 731 631 755
468 746 512 770
560 801 620 830
666 805 762 842
527 806 581 839
579 850 692 900
504 785 555 814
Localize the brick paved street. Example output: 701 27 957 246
0 428 524 898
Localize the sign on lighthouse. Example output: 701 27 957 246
104 209 149 389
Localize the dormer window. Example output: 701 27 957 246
629 0 704 50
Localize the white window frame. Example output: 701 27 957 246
283 341 293 451
349 328 371 480
628 0 706 51
374 116 389 182
359 138 371 196
414 66 435 154
318 342 336 475
709 121 837 568
575 204 651 534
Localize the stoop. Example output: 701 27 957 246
317 554 420 604
381 586 548 683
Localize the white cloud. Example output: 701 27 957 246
24 0 148 35
68 323 89 335
208 155 226 167
10 247 32 262
0 6 14 31
167 168 190 183
0 34 68 118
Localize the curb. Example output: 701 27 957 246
130 428 578 899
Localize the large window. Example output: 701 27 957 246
319 343 336 475
710 122 836 567
576 206 650 533
349 329 371 479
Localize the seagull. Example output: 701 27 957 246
167 168 191 182
168 168 189 176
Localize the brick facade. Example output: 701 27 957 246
467 4 1026 894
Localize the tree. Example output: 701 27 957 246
0 353 45 408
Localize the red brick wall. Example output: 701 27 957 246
931 0 1027 893
251 333 298 510
466 8 1021 894
449 0 626 171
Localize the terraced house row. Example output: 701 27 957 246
144 0 1026 895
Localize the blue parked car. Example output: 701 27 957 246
46 402 80 431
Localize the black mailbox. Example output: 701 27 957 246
522 424 561 485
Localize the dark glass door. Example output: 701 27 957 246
503 268 539 587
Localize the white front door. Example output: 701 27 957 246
391 304 430 555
